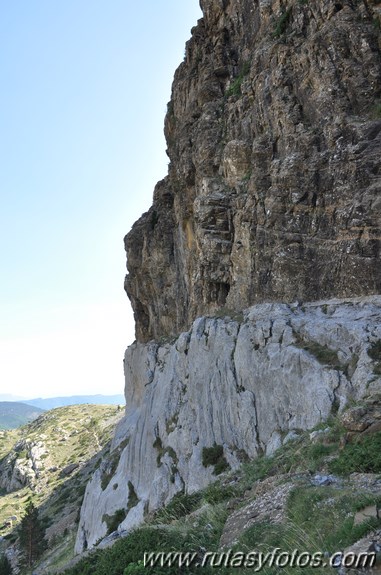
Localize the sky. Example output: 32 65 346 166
0 1 202 399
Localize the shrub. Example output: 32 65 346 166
102 509 127 536
202 444 229 475
225 61 250 98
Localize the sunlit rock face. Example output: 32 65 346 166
76 0 381 555
75 297 381 552
124 0 381 343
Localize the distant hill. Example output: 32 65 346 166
23 394 125 410
0 402 44 430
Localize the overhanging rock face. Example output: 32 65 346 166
125 0 381 343
75 297 381 552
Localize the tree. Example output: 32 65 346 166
0 554 13 575
18 501 46 569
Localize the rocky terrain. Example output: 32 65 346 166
75 296 381 552
0 404 124 573
62 395 381 574
3 0 381 573
125 0 381 343
74 0 381 568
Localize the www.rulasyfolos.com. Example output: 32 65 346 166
143 548 376 570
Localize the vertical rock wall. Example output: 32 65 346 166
125 0 381 342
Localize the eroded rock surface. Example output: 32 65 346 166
75 297 381 552
125 0 381 342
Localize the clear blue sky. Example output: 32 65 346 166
0 1 202 398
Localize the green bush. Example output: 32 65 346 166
102 508 127 536
202 444 229 475
225 61 250 98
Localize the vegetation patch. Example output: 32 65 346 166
294 335 342 370
273 7 293 38
61 511 227 575
101 450 121 491
202 480 238 505
165 414 179 435
153 436 178 469
225 61 250 98
329 431 381 475
202 444 230 475
152 491 203 523
127 481 139 512
102 508 127 536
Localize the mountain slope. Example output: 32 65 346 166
62 402 381 575
0 404 124 573
0 402 44 430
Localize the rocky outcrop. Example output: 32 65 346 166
75 296 381 552
0 439 47 492
125 0 381 342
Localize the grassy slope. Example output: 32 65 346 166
0 404 124 573
60 415 381 575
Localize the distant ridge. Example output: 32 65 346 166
0 401 44 429
23 394 125 410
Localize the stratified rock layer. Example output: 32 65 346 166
75 297 381 552
125 0 381 342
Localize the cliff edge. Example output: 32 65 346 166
125 0 381 343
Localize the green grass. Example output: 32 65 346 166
273 8 293 38
225 61 250 98
152 491 203 523
329 431 381 475
62 505 228 575
56 406 381 575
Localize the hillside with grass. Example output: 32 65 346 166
59 399 381 575
0 402 44 430
0 404 124 573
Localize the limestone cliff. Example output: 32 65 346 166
125 0 381 343
76 297 381 551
